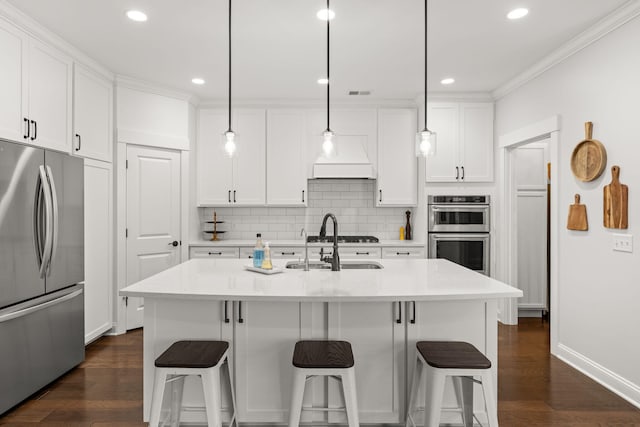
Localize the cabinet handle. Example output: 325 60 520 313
302 190 305 203
233 190 236 203
238 301 244 323
379 189 382 202
396 252 410 256
23 118 30 139
281 252 295 256
208 251 223 256
224 301 230 323
30 120 37 141
455 166 459 180
461 166 465 180
396 302 402 324
247 255 253 259
356 252 370 255
228 190 231 203
75 134 81 151
411 301 416 324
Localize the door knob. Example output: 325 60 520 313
168 241 179 247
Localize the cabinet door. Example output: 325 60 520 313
382 247 425 258
459 103 494 182
377 109 417 206
233 109 266 205
327 302 405 424
84 159 113 343
197 109 233 205
425 103 459 182
234 301 304 423
0 20 26 143
27 40 72 153
73 64 113 162
267 110 307 206
189 247 239 259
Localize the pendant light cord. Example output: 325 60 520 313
326 0 331 132
228 0 232 132
423 0 427 130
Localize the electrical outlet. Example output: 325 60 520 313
613 234 633 253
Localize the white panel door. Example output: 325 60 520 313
196 109 233 205
377 109 417 206
266 110 307 206
459 103 494 182
126 145 181 330
84 159 113 343
233 109 266 205
425 103 459 182
0 19 26 143
27 39 72 153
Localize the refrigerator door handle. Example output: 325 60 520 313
0 289 83 324
33 172 44 270
38 166 54 279
45 166 59 277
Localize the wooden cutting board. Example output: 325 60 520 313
570 122 607 182
603 165 628 229
567 194 588 231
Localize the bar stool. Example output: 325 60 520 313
288 340 359 427
406 341 497 427
149 340 237 427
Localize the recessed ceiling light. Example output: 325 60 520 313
507 8 528 20
316 9 335 21
317 78 329 85
440 78 455 85
192 78 205 85
126 10 148 22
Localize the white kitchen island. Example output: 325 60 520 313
120 258 522 426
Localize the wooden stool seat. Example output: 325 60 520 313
155 340 229 368
416 341 491 370
292 340 354 369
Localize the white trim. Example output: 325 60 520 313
115 75 196 103
493 0 640 100
114 142 127 335
499 116 560 148
198 97 418 109
117 129 189 152
557 344 640 409
180 151 190 262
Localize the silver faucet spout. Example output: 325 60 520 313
300 228 309 271
320 213 340 271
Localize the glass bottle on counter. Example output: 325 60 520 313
261 242 273 270
253 233 264 268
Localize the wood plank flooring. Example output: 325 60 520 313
1 319 639 426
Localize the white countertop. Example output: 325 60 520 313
120 258 522 302
190 239 426 248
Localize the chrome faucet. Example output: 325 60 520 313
300 228 309 271
319 213 340 271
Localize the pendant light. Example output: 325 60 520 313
416 0 436 158
322 0 335 158
223 0 236 157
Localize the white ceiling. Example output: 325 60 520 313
6 0 630 101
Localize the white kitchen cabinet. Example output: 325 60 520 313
425 102 494 183
84 159 113 343
382 247 425 258
377 109 417 206
327 302 405 424
197 108 266 206
267 110 307 206
73 63 113 162
189 247 239 259
0 20 72 152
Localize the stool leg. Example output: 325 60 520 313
424 366 445 427
452 376 473 427
341 367 359 427
288 368 307 427
406 356 424 427
224 358 238 427
149 368 168 427
481 371 499 427
202 368 223 427
169 375 186 427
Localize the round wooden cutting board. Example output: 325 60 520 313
571 122 607 182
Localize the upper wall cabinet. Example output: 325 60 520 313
425 102 494 183
197 108 266 206
73 64 113 162
266 110 307 206
377 109 417 206
0 20 72 153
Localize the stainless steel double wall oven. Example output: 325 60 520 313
428 195 490 275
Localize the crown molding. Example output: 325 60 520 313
416 92 494 104
115 75 198 104
492 0 640 100
198 97 417 109
0 0 114 81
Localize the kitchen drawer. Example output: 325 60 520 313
310 247 381 259
382 247 425 258
239 247 255 260
189 247 239 259
270 247 304 259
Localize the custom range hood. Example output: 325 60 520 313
312 135 375 178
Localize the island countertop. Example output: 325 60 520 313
119 258 522 302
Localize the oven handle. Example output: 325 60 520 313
430 205 489 211
429 233 490 240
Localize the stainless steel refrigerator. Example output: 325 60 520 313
0 140 84 415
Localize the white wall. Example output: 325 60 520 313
495 16 640 406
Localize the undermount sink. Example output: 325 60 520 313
285 260 383 270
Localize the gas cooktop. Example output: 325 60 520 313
306 235 380 244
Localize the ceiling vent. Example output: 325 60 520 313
348 90 371 96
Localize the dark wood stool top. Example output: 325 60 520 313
155 341 229 368
293 340 354 369
417 341 491 370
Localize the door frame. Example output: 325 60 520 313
114 142 189 334
497 115 559 350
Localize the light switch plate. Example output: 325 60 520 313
613 234 633 253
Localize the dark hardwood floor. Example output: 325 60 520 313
1 319 639 426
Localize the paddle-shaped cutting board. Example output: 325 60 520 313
603 165 628 229
567 194 588 231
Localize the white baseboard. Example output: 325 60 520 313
556 343 640 409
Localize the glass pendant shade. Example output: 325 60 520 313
223 130 237 158
322 129 335 157
415 128 437 157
